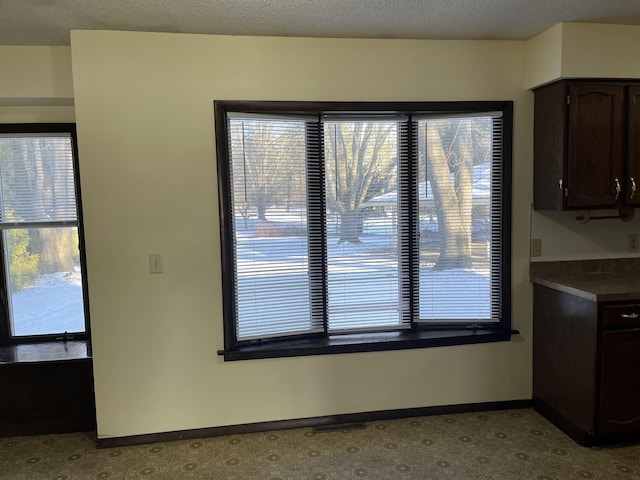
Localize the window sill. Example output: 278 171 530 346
218 327 518 361
0 340 92 365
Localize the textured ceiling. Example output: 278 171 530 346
2 0 640 45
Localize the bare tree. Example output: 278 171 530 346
230 119 306 224
325 121 397 243
426 122 471 268
423 117 491 269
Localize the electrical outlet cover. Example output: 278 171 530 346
531 238 542 257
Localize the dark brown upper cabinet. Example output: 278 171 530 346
534 80 640 211
627 85 640 208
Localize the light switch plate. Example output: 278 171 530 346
149 253 164 274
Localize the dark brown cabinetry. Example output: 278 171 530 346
599 304 640 434
627 86 640 207
0 342 95 436
534 80 640 210
533 285 640 444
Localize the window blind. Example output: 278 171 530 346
218 102 510 349
416 114 500 323
0 133 78 227
227 116 324 340
490 116 505 323
324 119 411 332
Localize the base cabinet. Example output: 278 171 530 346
599 329 640 434
0 359 95 436
533 285 640 445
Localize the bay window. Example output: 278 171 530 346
215 101 512 360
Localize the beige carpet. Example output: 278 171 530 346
2 409 639 479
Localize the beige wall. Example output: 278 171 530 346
526 23 640 89
526 23 640 261
561 23 640 80
2 22 637 440
0 46 75 122
0 46 74 99
525 23 563 89
69 30 533 438
530 210 640 261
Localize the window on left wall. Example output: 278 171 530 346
0 124 89 345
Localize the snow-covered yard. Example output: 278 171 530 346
11 271 84 337
235 212 492 338
11 212 492 339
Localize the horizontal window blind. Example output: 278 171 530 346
0 125 88 342
416 114 499 323
228 116 323 340
217 102 511 349
490 116 505 323
324 119 409 332
0 134 78 227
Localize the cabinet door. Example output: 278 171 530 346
533 81 568 210
567 85 625 209
627 86 640 207
599 329 640 434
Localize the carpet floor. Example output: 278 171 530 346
2 408 639 479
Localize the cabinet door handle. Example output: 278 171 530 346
620 313 639 319
631 177 637 199
615 177 621 200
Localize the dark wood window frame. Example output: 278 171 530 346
0 124 91 347
214 101 515 361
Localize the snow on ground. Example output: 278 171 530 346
11 211 491 339
11 271 85 337
235 213 492 338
